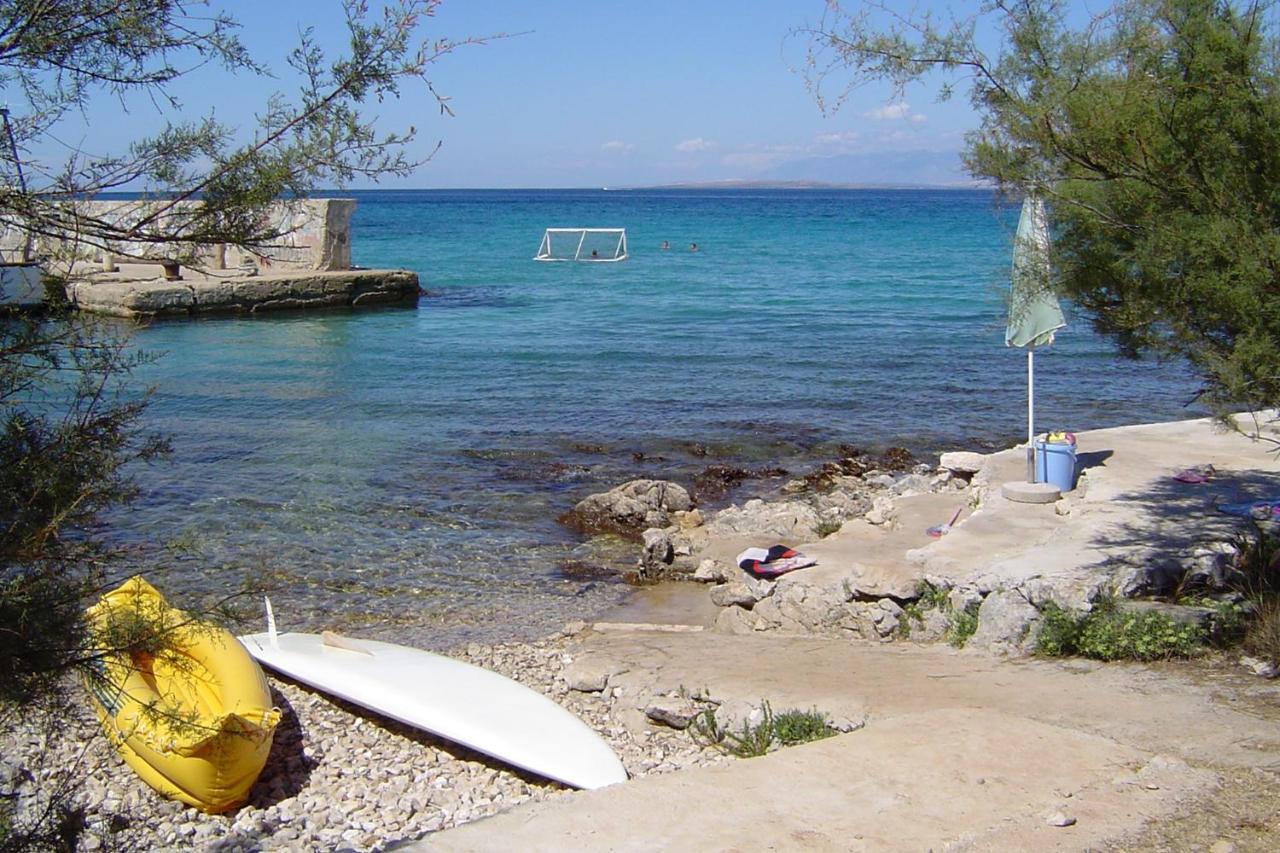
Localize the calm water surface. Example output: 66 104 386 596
111 189 1202 647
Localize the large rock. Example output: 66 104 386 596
714 605 761 634
750 582 857 635
637 528 675 578
562 657 623 693
709 581 762 609
967 589 1040 655
705 498 821 541
939 451 987 474
560 479 694 539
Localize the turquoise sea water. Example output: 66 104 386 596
115 189 1202 647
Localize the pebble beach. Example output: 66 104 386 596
3 632 726 851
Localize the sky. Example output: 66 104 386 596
27 0 1005 189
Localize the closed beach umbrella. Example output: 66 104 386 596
1006 192 1066 482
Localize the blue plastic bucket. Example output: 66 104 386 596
1035 436 1077 491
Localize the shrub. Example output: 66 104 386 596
1244 597 1280 667
1077 609 1204 661
905 581 981 647
772 708 838 746
915 580 951 611
1035 599 1206 661
945 600 981 648
1034 601 1081 656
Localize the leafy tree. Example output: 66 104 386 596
2 0 478 701
800 0 1280 421
1 2 481 845
0 0 482 257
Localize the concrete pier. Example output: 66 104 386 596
4 198 421 318
66 265 420 318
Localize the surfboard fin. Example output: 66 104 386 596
265 596 278 648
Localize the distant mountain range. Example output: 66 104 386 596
632 149 984 191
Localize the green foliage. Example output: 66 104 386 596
945 600 981 648
0 0 489 258
1077 609 1205 661
814 519 843 538
1 312 168 709
689 701 838 757
898 602 922 638
1034 600 1207 661
687 708 724 749
1035 601 1084 657
899 580 981 646
801 0 1280 418
772 708 838 746
720 703 777 758
915 580 951 611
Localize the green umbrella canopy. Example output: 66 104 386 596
1005 194 1065 349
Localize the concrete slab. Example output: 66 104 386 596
67 268 419 317
423 708 1212 852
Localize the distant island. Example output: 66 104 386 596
612 179 988 191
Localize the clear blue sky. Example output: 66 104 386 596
40 1 1000 189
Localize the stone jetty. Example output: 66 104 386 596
67 265 420 318
1 198 420 317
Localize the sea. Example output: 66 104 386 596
107 188 1203 648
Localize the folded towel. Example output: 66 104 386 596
737 545 816 578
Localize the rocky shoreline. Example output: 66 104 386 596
2 632 728 852
564 432 1255 654
5 419 1274 851
0 445 936 851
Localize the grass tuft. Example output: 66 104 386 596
689 701 838 757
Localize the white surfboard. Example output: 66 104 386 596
238 614 627 790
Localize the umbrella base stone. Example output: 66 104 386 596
1001 481 1061 504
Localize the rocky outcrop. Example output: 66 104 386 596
967 589 1041 655
695 435 1261 658
704 498 821 541
560 479 694 540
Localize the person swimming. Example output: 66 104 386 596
660 240 669 250
690 242 699 252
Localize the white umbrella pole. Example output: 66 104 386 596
1027 348 1036 483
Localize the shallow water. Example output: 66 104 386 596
109 189 1203 648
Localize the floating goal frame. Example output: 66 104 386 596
534 228 628 262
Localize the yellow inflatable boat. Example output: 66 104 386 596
84 577 280 813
